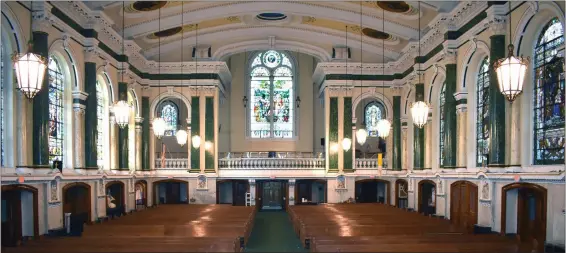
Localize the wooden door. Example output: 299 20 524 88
64 186 90 225
518 188 545 249
1 190 21 247
256 181 263 210
450 181 478 233
233 181 248 206
262 182 282 209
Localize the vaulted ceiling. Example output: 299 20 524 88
84 1 460 63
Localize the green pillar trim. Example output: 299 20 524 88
190 96 200 172
343 97 353 172
117 82 129 170
142 97 150 171
443 64 457 167
84 62 98 168
413 83 425 170
329 97 338 172
488 35 506 166
392 96 402 171
204 97 215 173
32 32 50 167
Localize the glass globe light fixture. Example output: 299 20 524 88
204 141 213 151
192 135 201 149
494 45 529 103
152 117 166 139
410 101 429 128
376 119 392 138
113 100 131 128
176 129 188 146
356 128 368 145
330 142 339 153
13 46 47 99
342 138 352 152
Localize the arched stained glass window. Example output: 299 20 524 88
476 57 490 166
365 101 384 137
439 82 446 167
96 80 105 168
161 101 178 136
249 50 294 138
533 18 565 165
48 57 65 164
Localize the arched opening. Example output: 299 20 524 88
418 180 436 215
134 180 147 209
216 179 249 206
153 179 189 204
355 179 390 204
450 181 478 233
295 179 327 205
354 98 388 158
62 182 92 231
501 183 547 252
154 98 189 161
1 184 39 247
105 181 125 217
395 179 408 208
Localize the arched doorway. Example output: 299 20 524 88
295 179 327 205
1 184 39 247
501 183 547 252
418 180 436 215
153 179 189 204
105 181 125 217
395 179 408 208
216 180 249 206
355 179 390 204
135 180 147 210
450 181 478 233
62 183 92 229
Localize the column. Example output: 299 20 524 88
109 113 118 170
455 100 468 168
31 20 50 167
328 97 339 173
204 96 215 173
487 17 507 166
392 92 402 170
72 92 88 169
186 118 191 171
189 96 200 173
149 123 155 170
343 97 353 172
141 97 150 170
135 117 143 171
424 112 433 170
401 118 408 170
288 180 296 205
351 119 357 171
83 48 98 169
413 83 425 170
118 82 129 170
442 53 458 168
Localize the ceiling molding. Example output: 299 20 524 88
213 39 332 62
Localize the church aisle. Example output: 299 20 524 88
245 211 307 252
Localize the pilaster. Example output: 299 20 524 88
455 100 468 168
72 91 88 169
413 84 425 170
189 96 200 173
31 21 50 168
442 58 458 168
84 49 98 169
135 117 143 171
392 88 402 171
109 112 118 170
401 118 408 171
117 82 129 170
343 97 353 172
141 97 150 170
488 31 506 166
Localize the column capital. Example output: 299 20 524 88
390 85 404 96
453 91 468 102
327 86 353 97
485 5 507 37
84 46 100 63
135 117 144 124
456 104 468 115
401 117 409 130
73 105 86 115
440 47 457 65
31 4 54 33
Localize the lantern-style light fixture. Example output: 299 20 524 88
175 1 188 146
113 2 131 128
176 128 188 146
192 135 201 149
494 3 529 103
152 117 166 139
410 101 429 128
376 119 391 138
356 128 368 145
342 138 352 152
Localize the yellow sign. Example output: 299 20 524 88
377 153 383 167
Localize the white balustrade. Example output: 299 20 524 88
155 158 188 170
218 157 325 170
355 157 388 169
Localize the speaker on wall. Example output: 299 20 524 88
320 138 325 147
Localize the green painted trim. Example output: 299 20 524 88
392 96 402 171
142 97 150 170
343 97 353 172
117 82 128 169
442 64 457 168
413 84 425 169
32 32 49 166
455 99 468 105
488 35 506 166
190 97 200 171
401 122 408 126
326 74 395 81
415 45 444 64
329 97 338 172
415 83 425 102
204 97 214 172
72 98 87 106
84 62 98 168
98 42 127 62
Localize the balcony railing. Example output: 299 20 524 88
218 157 325 170
355 158 388 169
155 158 188 170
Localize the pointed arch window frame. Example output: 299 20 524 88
364 101 386 137
160 100 179 137
476 57 490 167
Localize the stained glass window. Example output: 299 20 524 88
249 50 294 138
96 80 105 168
439 82 446 167
161 101 178 136
48 57 64 164
476 57 490 167
533 18 565 165
365 101 384 137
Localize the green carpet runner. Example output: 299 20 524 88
245 211 307 252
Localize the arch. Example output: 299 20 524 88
62 182 92 225
500 182 547 251
513 1 565 56
152 179 189 205
129 89 140 117
48 40 80 90
1 3 25 53
214 39 332 62
95 74 111 170
158 100 180 136
149 91 191 122
449 180 478 233
394 179 408 208
134 180 148 209
352 90 393 121
1 184 39 245
105 181 126 217
459 39 490 92
429 65 446 104
355 178 391 204
96 71 115 106
417 179 436 215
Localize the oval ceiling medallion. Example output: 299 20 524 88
376 1 411 13
152 26 182 38
362 28 391 40
132 1 167 12
256 13 287 21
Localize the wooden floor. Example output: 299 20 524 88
5 205 256 253
289 203 532 253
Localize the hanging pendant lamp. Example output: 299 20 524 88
494 2 529 103
376 7 391 138
175 2 188 146
355 5 368 146
113 1 131 128
152 7 166 139
410 1 429 128
13 1 47 99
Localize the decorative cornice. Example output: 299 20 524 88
72 91 89 101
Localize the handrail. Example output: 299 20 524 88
218 157 325 169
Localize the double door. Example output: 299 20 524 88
256 181 287 210
450 181 477 233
